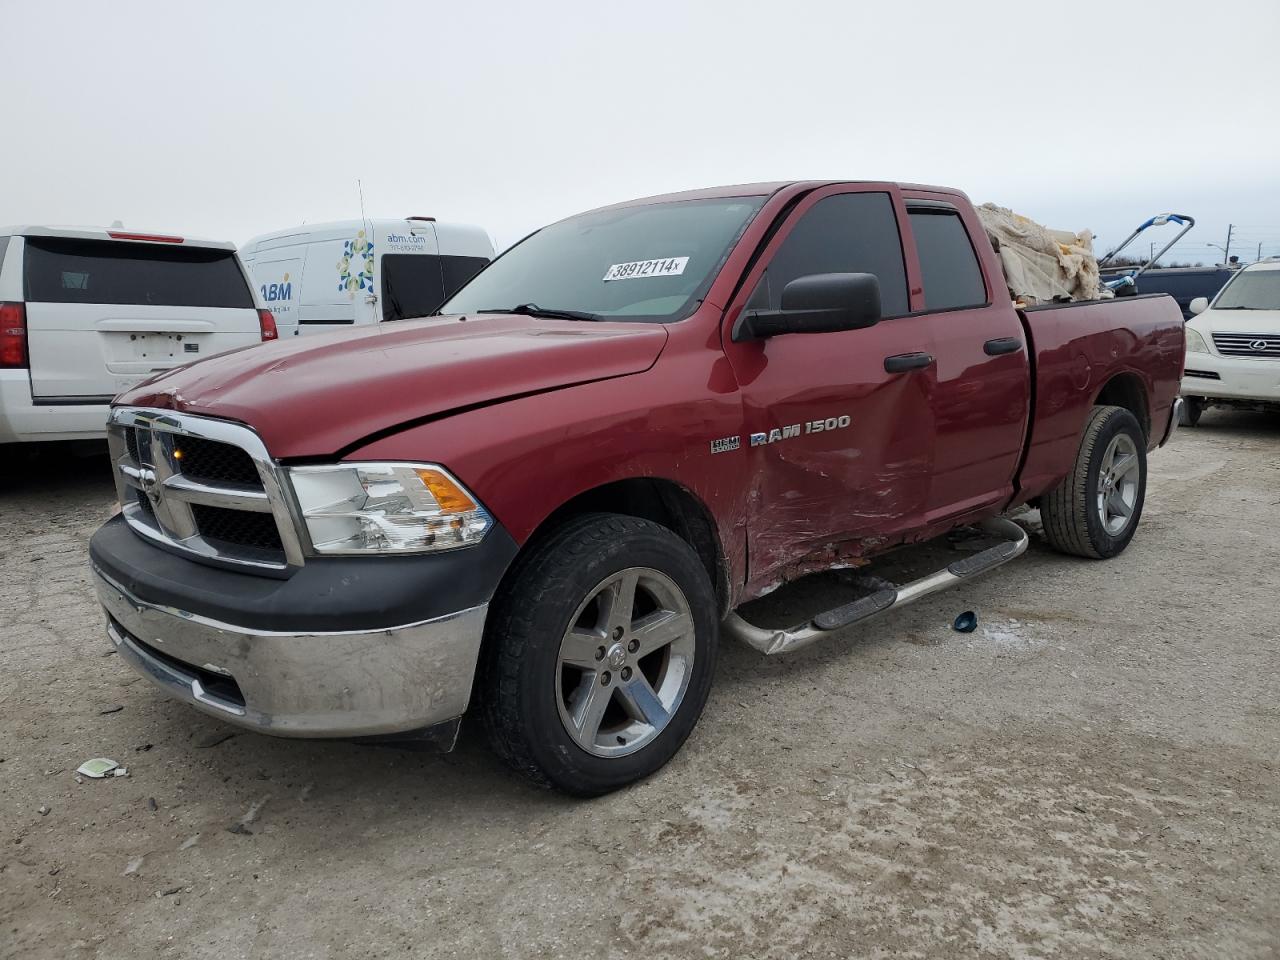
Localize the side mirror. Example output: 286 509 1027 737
1189 297 1209 315
737 273 882 340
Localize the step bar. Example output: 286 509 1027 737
723 516 1030 656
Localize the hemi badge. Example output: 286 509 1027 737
710 436 740 454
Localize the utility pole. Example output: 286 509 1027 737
1224 224 1233 264
1258 242 1263 262
1149 241 1155 263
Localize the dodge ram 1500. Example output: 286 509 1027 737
89 181 1186 794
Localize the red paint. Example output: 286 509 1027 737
116 181 1184 606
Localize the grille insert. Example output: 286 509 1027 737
172 435 262 487
192 504 284 553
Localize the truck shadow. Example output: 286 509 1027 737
1185 406 1280 437
0 439 114 496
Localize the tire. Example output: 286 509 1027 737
480 513 718 796
1179 397 1204 427
1040 405 1147 559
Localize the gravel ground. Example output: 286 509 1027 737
2 409 1278 960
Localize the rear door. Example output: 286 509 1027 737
720 184 938 584
903 196 1030 521
22 236 260 402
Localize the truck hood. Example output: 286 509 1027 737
116 314 669 457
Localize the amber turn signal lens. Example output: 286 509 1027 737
414 468 476 513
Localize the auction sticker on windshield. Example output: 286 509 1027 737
603 257 689 281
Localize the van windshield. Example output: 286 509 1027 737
440 197 765 322
24 237 253 308
1214 269 1280 310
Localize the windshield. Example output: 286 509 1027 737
441 197 766 322
1214 268 1280 310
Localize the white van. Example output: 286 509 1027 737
0 227 274 444
239 218 494 336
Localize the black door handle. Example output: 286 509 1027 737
884 352 935 373
984 337 1023 356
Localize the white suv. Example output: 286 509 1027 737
1180 259 1280 425
0 227 276 444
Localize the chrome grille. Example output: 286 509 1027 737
107 408 304 573
1212 332 1280 358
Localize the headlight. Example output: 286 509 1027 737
288 462 492 555
1185 326 1210 354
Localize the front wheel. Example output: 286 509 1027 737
480 514 718 796
1041 405 1147 559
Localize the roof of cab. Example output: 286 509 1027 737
0 225 236 250
577 180 968 217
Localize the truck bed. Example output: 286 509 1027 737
1016 293 1185 502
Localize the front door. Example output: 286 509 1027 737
719 185 938 590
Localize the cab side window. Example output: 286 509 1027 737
908 208 987 311
748 192 909 318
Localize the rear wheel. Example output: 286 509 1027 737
480 513 718 795
1041 405 1147 559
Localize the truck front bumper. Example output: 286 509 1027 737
93 568 487 738
88 513 517 740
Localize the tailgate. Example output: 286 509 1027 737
22 236 260 401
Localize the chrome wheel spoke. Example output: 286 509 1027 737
560 629 603 669
570 678 612 743
617 673 668 728
598 570 639 636
631 608 694 658
1111 453 1139 481
1108 488 1133 518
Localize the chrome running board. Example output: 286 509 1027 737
724 516 1030 655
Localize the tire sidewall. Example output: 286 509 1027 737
1082 409 1147 558
509 518 718 795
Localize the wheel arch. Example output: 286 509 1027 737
1093 371 1151 440
523 477 731 617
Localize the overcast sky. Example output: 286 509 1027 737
6 0 1278 264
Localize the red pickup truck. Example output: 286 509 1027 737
90 181 1185 795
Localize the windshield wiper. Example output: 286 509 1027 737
477 302 600 322
1214 305 1262 310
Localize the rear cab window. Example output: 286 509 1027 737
23 237 253 308
907 207 987 311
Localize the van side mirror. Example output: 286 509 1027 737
737 273 882 341
1189 297 1209 315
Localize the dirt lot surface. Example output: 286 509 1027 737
2 410 1278 960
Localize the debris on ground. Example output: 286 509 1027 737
123 856 145 876
76 758 123 779
146 797 158 812
98 705 123 715
179 834 199 850
226 823 253 836
953 611 978 633
38 805 50 816
158 885 182 897
195 731 236 749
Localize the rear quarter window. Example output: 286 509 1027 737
908 209 987 311
23 237 253 308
